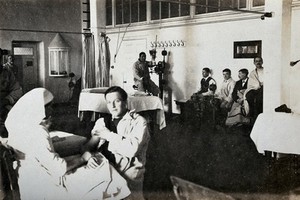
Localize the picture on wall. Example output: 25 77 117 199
233 40 262 58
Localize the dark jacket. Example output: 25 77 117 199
232 78 248 102
199 77 213 94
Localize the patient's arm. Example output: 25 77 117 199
81 135 102 153
64 155 87 174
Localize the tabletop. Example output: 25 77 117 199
250 112 300 155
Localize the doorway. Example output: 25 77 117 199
12 41 39 93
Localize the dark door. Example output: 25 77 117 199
12 42 39 93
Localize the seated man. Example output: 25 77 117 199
133 52 160 96
226 68 250 127
197 67 217 96
0 65 22 138
244 57 264 122
83 86 150 200
216 68 236 109
215 68 236 126
187 68 217 127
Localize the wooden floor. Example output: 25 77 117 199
50 103 300 200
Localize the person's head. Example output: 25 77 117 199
5 88 54 135
254 57 263 69
202 68 211 78
238 68 249 80
7 55 13 64
139 52 146 62
222 68 231 80
104 86 128 118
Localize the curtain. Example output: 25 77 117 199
98 34 111 87
82 33 111 89
82 34 96 89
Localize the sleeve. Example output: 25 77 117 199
202 79 217 96
132 61 142 81
30 127 67 177
225 81 236 102
91 118 107 133
107 117 149 158
198 79 202 92
247 71 260 91
232 83 239 102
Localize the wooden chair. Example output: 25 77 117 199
170 176 235 200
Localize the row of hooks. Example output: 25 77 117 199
150 40 185 48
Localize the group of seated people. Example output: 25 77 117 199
187 57 264 128
1 85 150 199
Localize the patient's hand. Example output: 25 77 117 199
65 155 86 174
87 157 100 169
92 127 111 141
86 154 105 169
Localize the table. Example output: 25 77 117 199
250 112 300 155
78 88 166 130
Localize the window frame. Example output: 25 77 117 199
106 0 265 28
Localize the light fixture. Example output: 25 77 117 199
260 12 273 20
290 60 300 67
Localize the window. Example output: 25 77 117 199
82 0 90 31
106 0 265 26
151 0 190 20
195 0 248 15
48 34 70 77
13 47 33 56
106 0 112 25
253 0 265 7
115 0 146 25
49 49 69 76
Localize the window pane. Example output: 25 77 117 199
180 0 190 16
207 0 219 13
13 47 33 55
220 0 232 11
123 0 130 24
151 1 160 20
106 0 112 25
59 51 67 74
131 0 138 22
170 2 179 18
116 0 123 24
253 0 265 7
161 2 169 19
195 0 207 14
139 0 146 22
239 0 246 8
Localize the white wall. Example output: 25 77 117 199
107 17 268 113
290 4 300 113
